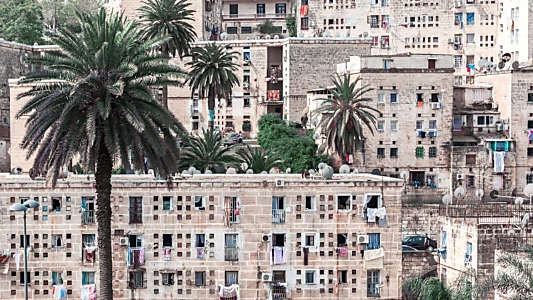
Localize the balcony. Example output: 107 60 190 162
128 248 145 268
224 247 239 261
267 66 283 83
265 90 282 103
81 211 95 225
222 13 286 21
272 209 286 224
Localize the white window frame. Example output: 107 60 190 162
162 196 173 211
301 233 320 252
390 93 398 103
304 196 316 211
363 193 383 209
82 271 96 285
390 120 398 131
304 270 317 285
466 34 475 44
377 121 384 132
416 120 424 130
336 194 352 211
429 120 437 130
162 272 175 285
162 234 173 248
129 234 144 248
51 234 63 248
377 93 385 103
229 196 240 224
194 196 206 210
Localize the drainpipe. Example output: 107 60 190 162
450 145 454 204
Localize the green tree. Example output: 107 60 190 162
186 43 239 130
17 9 186 299
236 145 282 173
139 0 196 108
40 0 105 34
494 245 533 299
258 20 281 35
313 73 380 156
285 14 296 37
180 128 238 171
403 271 490 300
0 0 44 45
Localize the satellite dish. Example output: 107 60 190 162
188 166 197 174
205 169 213 174
220 32 227 40
352 169 359 174
502 53 512 62
508 229 515 236
512 61 520 70
285 168 291 174
318 163 327 170
318 144 327 154
523 184 533 197
311 118 318 126
265 35 271 39
260 171 268 174
498 61 505 69
515 197 524 205
194 170 201 175
335 32 340 37
246 169 254 174
322 166 334 179
269 168 279 174
308 169 316 175
454 187 465 198
363 32 369 37
274 35 279 39
346 30 351 37
489 190 499 199
478 58 488 69
323 31 331 37
486 62 494 71
339 165 350 174
400 171 409 180
226 167 237 174
475 189 484 198
522 213 530 226
313 132 320 139
299 33 304 37
442 194 452 205
181 170 190 175
371 169 381 176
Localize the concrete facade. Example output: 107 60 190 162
0 173 403 300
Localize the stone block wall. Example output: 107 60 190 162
401 204 440 237
401 251 437 281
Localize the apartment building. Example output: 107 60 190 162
496 0 530 64
0 172 403 299
308 54 455 192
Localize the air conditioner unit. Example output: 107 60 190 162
276 179 285 187
119 237 129 246
357 235 369 244
377 102 385 106
262 272 273 282
430 102 441 109
455 2 461 7
262 234 271 242
457 174 465 180
448 38 454 44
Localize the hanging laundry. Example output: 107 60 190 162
494 151 505 173
164 248 171 261
528 130 533 143
348 154 354 164
339 247 348 257
303 247 309 265
417 131 426 138
378 215 388 227
299 5 309 16
273 247 284 264
196 247 205 259
52 285 67 299
366 208 378 222
13 253 20 271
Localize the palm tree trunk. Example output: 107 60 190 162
95 142 114 300
208 86 215 130
162 85 168 109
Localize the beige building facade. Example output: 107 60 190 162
0 173 403 299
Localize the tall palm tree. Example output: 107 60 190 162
180 128 238 171
139 0 196 109
313 73 380 156
187 43 239 130
494 246 533 299
16 9 186 299
237 145 282 173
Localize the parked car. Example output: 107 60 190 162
223 133 239 146
402 235 437 252
402 245 419 252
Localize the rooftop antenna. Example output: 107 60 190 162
363 32 369 38
454 187 466 203
478 58 488 70
475 189 484 202
442 194 452 206
502 52 512 62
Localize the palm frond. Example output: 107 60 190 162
180 128 239 171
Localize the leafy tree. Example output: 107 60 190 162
494 245 533 299
186 43 239 130
403 271 490 300
40 0 105 34
285 13 297 37
180 128 239 171
313 73 380 156
258 20 281 35
237 145 282 173
0 0 44 45
139 0 196 108
17 9 186 299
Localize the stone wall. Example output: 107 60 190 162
401 251 438 281
401 204 440 237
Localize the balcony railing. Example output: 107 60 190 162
266 90 281 102
222 13 286 20
272 209 286 224
81 211 95 225
224 247 239 261
128 248 145 268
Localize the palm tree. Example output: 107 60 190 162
237 145 282 173
403 271 490 300
494 245 533 299
16 9 186 299
186 43 239 130
139 0 196 108
180 128 238 171
313 73 380 156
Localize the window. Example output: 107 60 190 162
225 234 238 261
225 271 239 286
337 234 348 246
453 115 463 131
528 93 533 103
52 271 63 285
476 115 494 126
19 271 30 285
366 233 381 250
273 271 286 283
430 93 440 103
228 196 240 224
304 234 315 247
466 34 475 44
338 270 348 284
377 93 385 103
195 272 206 286
162 234 172 248
416 120 423 130
367 270 381 297
455 55 463 68
256 4 265 15
429 147 437 158
428 59 436 69
275 3 286 14
52 234 63 248
301 17 309 30
528 149 533 157
129 271 146 289
416 147 424 158
194 196 206 210
466 154 476 165
305 270 316 284
243 98 250 107
162 273 174 285
390 93 397 103
337 195 351 210
162 196 173 211
82 272 95 285
273 234 285 247
52 197 61 211
466 242 473 262
229 4 238 15
466 13 474 25
227 27 238 34
390 120 398 131
527 174 533 184
429 120 437 130
371 36 378 47
241 27 252 34
195 234 205 248
377 121 384 131
129 234 144 248
377 148 385 158
467 175 475 188
82 234 96 247
192 122 199 130
272 196 285 224
390 148 398 158
370 15 379 28
19 235 30 248
129 197 143 223
305 196 315 210
380 36 389 48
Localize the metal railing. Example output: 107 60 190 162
272 209 286 224
81 211 95 225
224 247 239 261
439 204 533 223
496 236 533 252
222 13 286 20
